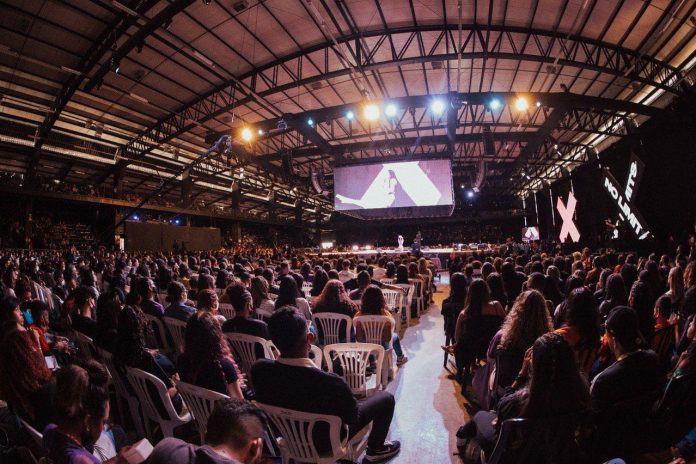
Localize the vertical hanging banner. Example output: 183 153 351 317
557 192 581 243
601 153 651 240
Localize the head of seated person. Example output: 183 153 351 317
268 307 313 358
229 285 253 318
357 271 371 290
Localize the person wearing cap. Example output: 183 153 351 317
587 306 662 460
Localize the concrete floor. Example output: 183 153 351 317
384 275 469 463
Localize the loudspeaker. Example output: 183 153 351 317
310 166 328 195
281 152 295 179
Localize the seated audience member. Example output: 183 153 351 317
28 300 70 355
0 329 56 430
553 275 584 327
222 285 270 339
310 269 329 298
274 275 312 321
600 274 628 317
654 294 675 330
349 270 372 301
554 288 602 353
94 291 122 353
486 272 509 310
43 361 131 464
262 268 279 295
150 399 266 464
629 279 656 344
249 276 275 318
441 273 467 346
252 308 401 463
134 277 164 318
313 279 357 318
69 286 97 338
338 259 355 283
113 306 182 414
355 285 408 366
197 288 226 324
459 333 589 461
178 311 243 398
587 306 662 460
163 281 196 322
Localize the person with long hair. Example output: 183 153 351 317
666 265 685 314
312 279 357 318
274 275 312 320
395 264 409 285
355 285 407 365
94 290 123 352
0 329 55 429
553 275 585 328
599 274 628 318
555 287 602 350
460 333 590 461
250 276 275 318
197 288 226 323
486 273 508 310
178 311 243 398
441 272 468 345
310 269 329 298
496 290 553 354
629 279 656 343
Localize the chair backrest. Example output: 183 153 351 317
218 303 235 320
19 417 43 448
255 402 348 463
309 344 323 369
141 313 172 353
394 284 414 307
163 317 187 353
301 282 313 299
176 381 229 442
493 350 525 403
353 316 391 345
224 332 275 376
408 279 423 298
72 330 95 360
487 418 533 464
313 313 352 345
381 290 402 311
323 343 384 396
125 366 183 423
380 278 395 285
97 348 130 400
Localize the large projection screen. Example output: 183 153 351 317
333 159 454 219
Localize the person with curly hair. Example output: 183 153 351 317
495 290 553 355
178 311 243 398
0 329 55 429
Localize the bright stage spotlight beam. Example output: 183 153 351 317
515 96 529 111
430 99 446 115
241 127 253 142
363 103 380 121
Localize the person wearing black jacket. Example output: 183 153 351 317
251 307 401 463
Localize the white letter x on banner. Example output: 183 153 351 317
557 192 580 243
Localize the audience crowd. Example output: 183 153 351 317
0 241 693 464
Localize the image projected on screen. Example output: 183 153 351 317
334 159 454 211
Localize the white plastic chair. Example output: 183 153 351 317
176 381 229 444
301 282 313 299
394 284 414 326
72 330 95 360
313 313 352 346
18 417 43 448
142 313 173 354
409 278 425 317
309 344 323 369
224 333 276 377
163 317 187 353
97 348 145 438
255 402 370 464
381 290 403 333
125 367 192 440
353 316 394 388
380 278 395 285
323 343 384 397
218 303 235 320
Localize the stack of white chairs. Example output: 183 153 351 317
323 343 384 397
126 367 192 440
255 402 371 464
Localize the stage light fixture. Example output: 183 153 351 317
132 214 139 221
536 101 542 107
467 190 475 199
307 117 314 126
514 96 529 111
430 99 446 115
363 103 380 121
257 129 264 136
385 103 398 117
346 110 355 120
241 127 253 142
489 98 501 110
352 245 359 251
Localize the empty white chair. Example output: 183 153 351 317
176 381 229 444
141 313 173 354
97 348 145 438
323 343 384 397
163 317 187 353
18 417 43 448
381 290 403 333
72 330 95 360
255 402 370 464
353 316 394 388
218 303 235 320
313 313 352 346
309 344 323 369
408 278 425 317
224 333 276 377
394 284 414 326
125 367 192 439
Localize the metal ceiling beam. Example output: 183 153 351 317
115 24 680 174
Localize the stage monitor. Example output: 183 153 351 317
333 158 454 219
522 226 540 242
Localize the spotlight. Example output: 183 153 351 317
363 103 380 121
460 184 465 189
132 214 139 221
489 98 501 110
430 99 446 115
346 110 355 120
352 245 359 251
174 218 181 225
514 96 529 111
466 190 475 199
110 56 120 74
536 101 542 107
257 129 264 136
307 117 314 126
241 127 253 142
385 103 398 118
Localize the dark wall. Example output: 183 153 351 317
125 221 221 251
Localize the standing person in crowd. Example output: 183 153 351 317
441 272 467 351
